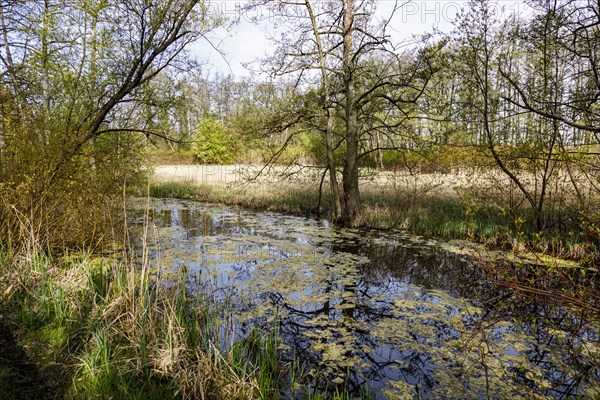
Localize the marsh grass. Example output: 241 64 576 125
0 225 367 399
0 236 259 399
150 180 320 216
149 180 209 200
149 180 510 242
0 246 280 398
148 177 594 259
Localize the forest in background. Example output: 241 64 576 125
0 0 598 252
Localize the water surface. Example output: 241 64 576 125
131 198 598 399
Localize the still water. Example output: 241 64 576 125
132 198 598 399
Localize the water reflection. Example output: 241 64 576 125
131 198 598 399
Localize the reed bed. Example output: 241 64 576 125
0 207 372 399
149 178 593 259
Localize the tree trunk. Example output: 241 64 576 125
304 0 343 222
41 0 51 145
341 0 360 226
326 107 343 221
375 130 384 169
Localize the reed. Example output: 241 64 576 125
0 229 363 399
148 177 594 259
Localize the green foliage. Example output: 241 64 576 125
192 116 235 164
226 100 269 160
0 0 220 250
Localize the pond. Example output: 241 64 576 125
131 198 599 399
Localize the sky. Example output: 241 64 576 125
193 0 532 79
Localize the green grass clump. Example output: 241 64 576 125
149 180 209 199
148 180 505 242
0 248 257 399
150 179 321 216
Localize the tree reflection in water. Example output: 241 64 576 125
132 198 599 399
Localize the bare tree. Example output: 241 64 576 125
260 0 435 225
450 0 599 233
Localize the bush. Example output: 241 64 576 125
192 116 235 164
0 125 146 251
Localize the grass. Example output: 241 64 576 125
0 247 258 398
150 180 320 216
149 180 209 200
149 180 512 244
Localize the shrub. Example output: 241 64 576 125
192 116 235 164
